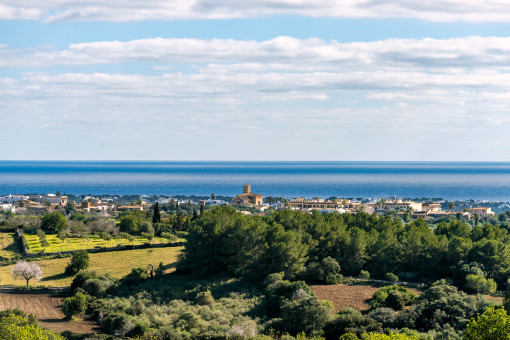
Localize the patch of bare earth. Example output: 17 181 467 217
310 284 421 313
0 293 100 334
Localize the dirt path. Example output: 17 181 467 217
0 293 100 334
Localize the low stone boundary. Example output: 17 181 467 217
0 286 71 294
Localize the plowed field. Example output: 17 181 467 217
310 284 421 312
0 293 99 334
310 284 502 313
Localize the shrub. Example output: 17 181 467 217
41 211 68 232
71 271 97 291
304 257 342 284
102 312 134 336
465 307 510 340
324 313 382 339
122 266 149 285
370 285 416 310
278 295 333 335
65 250 90 275
465 274 497 294
119 215 139 234
360 270 370 279
385 273 399 282
195 290 215 305
83 278 111 297
61 293 87 319
367 308 397 328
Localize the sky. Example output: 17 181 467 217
2 1 510 161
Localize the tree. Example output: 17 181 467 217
11 261 43 286
0 311 65 340
40 211 68 232
61 293 87 319
210 193 216 201
152 202 161 224
65 250 90 275
119 214 139 234
465 307 510 340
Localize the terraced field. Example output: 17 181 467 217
24 233 176 253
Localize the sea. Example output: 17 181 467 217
1 161 510 201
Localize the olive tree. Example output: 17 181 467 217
11 261 43 286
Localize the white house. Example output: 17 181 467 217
0 204 15 213
0 194 29 204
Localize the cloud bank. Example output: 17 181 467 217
1 0 510 22
2 35 510 160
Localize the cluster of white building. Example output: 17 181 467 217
285 197 495 220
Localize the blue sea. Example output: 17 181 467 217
1 161 510 201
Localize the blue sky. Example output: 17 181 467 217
2 1 510 161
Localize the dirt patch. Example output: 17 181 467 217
310 284 421 313
0 293 100 334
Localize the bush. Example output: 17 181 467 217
385 273 399 282
360 270 370 279
370 285 416 310
102 312 134 336
119 215 139 234
83 278 111 297
465 274 497 294
278 295 333 335
71 271 97 291
304 257 342 284
465 307 510 340
65 250 90 275
41 211 68 232
324 313 382 339
195 290 215 305
122 266 149 285
61 293 87 319
367 308 396 328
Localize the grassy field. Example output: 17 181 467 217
0 246 183 287
0 233 20 259
25 233 175 253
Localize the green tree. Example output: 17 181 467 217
279 295 333 335
465 307 510 340
40 211 68 232
65 250 90 275
119 214 139 234
210 193 216 201
152 202 161 223
61 293 87 319
0 311 65 340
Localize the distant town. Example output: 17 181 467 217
1 184 506 220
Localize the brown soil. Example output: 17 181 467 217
310 284 421 313
0 293 100 334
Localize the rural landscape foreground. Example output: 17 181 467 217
1 192 510 339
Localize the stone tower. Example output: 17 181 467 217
243 185 251 194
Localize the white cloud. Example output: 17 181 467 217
3 36 510 72
3 35 510 160
1 0 510 22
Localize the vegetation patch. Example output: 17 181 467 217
24 233 176 253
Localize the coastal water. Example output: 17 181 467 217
1 161 510 201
